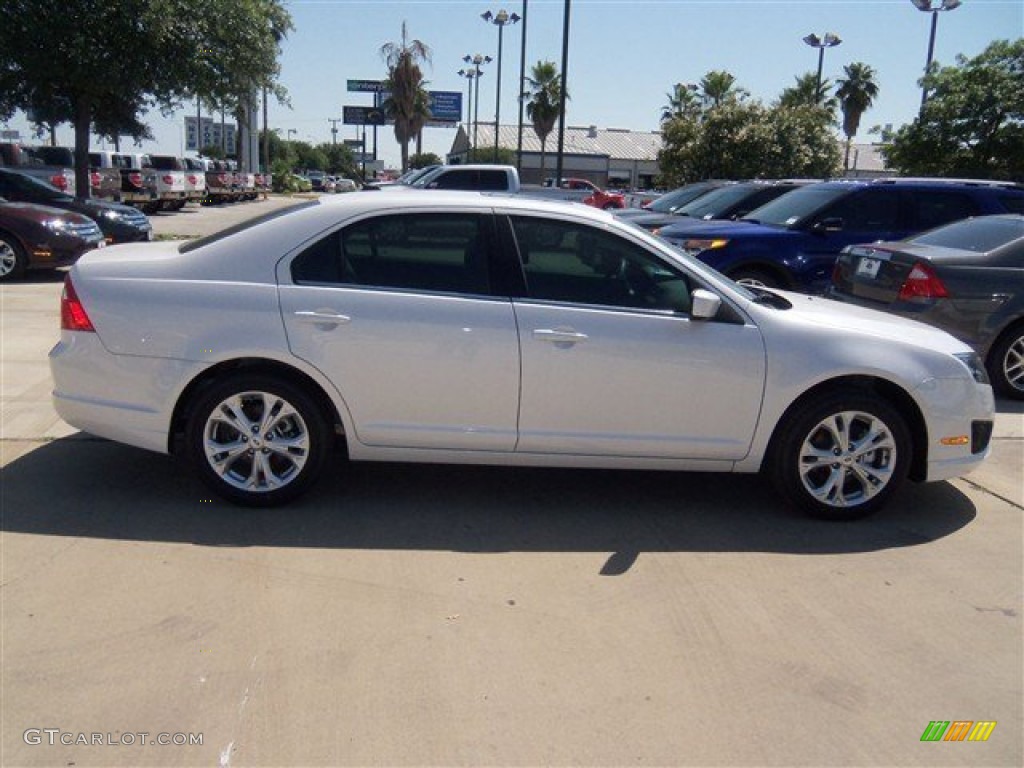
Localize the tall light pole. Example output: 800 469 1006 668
802 32 842 103
457 68 479 158
911 0 961 111
516 1 529 173
482 9 521 162
463 54 491 157
554 0 571 186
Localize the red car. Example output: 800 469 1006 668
545 177 627 209
0 200 105 281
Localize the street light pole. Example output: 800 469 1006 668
463 54 491 158
910 0 962 111
516 0 529 173
482 10 521 163
458 68 478 158
802 32 842 103
554 0 571 186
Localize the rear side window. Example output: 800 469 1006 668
909 190 978 230
292 213 493 296
998 194 1024 214
822 189 901 231
478 170 509 191
433 170 476 190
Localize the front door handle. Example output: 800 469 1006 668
532 328 588 344
294 310 351 326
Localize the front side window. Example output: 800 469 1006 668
509 216 692 313
819 189 901 231
292 212 492 295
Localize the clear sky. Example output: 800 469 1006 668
2 0 1021 168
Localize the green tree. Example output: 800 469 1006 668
661 83 701 123
290 141 327 172
410 152 442 169
835 62 880 171
700 70 747 108
525 60 566 180
200 144 226 160
380 22 432 173
779 72 838 120
465 147 517 165
319 143 358 177
0 0 291 197
882 39 1024 179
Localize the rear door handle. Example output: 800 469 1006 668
294 310 351 325
533 328 588 344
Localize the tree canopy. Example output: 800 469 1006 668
882 39 1023 180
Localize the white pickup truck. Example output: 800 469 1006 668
406 164 627 209
128 154 187 210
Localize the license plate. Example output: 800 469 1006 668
856 257 881 279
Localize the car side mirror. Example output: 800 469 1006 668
691 289 721 320
813 217 843 233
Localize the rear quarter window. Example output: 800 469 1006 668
909 190 979 230
997 193 1024 215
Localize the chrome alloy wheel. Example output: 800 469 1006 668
798 410 898 509
1002 335 1024 393
203 390 310 492
0 240 18 278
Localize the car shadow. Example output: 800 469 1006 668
996 396 1024 414
0 437 977 572
15 268 67 284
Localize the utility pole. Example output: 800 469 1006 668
328 118 341 146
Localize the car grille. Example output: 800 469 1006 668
120 208 150 228
70 221 103 240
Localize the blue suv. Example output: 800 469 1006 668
656 179 1024 292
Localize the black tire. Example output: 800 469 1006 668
770 391 911 520
185 374 330 507
988 324 1024 400
729 267 784 289
0 232 27 282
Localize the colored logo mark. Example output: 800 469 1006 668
920 721 996 742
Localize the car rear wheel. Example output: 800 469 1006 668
186 374 330 506
989 324 1024 400
0 233 27 282
771 392 910 520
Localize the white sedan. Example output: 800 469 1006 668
49 192 994 519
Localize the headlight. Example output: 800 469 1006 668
100 209 123 220
683 238 730 252
954 352 990 385
44 219 69 232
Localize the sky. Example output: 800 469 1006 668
2 0 1021 169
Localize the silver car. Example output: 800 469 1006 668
49 192 994 519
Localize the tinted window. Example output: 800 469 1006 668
911 216 1024 253
647 183 720 213
292 213 492 295
478 170 509 191
510 216 692 313
745 185 854 227
820 189 901 231
909 190 978 230
432 170 475 190
998 194 1024 215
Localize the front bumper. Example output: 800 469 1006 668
914 375 995 482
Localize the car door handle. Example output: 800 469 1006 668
293 310 351 325
532 328 588 344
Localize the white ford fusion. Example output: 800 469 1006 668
50 192 994 519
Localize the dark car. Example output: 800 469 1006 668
614 181 730 221
0 199 104 281
0 168 152 243
828 214 1024 398
627 181 808 233
656 179 1024 291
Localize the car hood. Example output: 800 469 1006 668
0 201 93 225
656 219 783 240
769 289 970 356
71 198 140 217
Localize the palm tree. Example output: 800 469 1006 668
700 70 747 108
779 72 838 119
380 22 432 172
836 62 880 171
661 83 700 122
525 60 566 181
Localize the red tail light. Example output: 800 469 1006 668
187 174 198 185
898 261 949 301
216 173 227 185
51 174 68 191
162 174 174 185
90 171 101 188
61 276 95 332
128 171 143 188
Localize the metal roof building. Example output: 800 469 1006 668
448 123 663 188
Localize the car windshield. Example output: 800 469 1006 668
909 215 1024 253
646 184 719 213
742 185 852 227
0 170 71 201
676 184 762 219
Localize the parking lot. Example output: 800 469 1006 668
1 199 1021 767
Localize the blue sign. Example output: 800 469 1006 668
428 91 462 122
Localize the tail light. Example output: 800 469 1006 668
61 276 95 332
187 174 198 185
898 261 949 301
90 171 101 189
50 174 69 191
162 174 174 185
128 171 143 189
216 173 227 186
831 260 844 285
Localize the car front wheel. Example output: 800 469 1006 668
771 392 910 520
186 374 330 506
0 233 27 282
